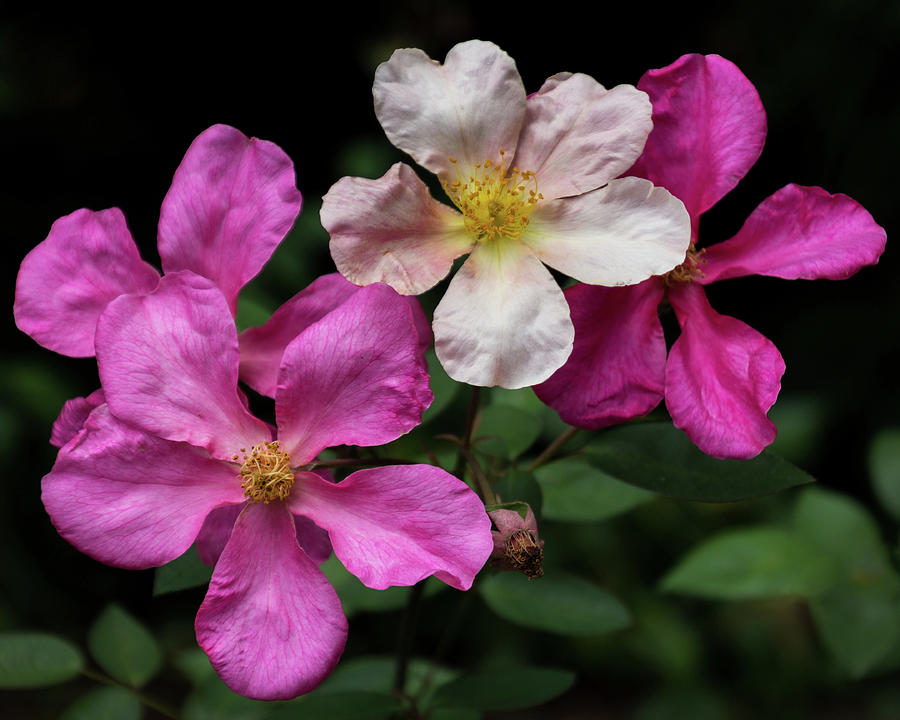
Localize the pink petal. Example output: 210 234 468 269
373 40 526 183
629 54 766 234
276 283 431 463
96 271 271 461
535 279 666 428
14 208 160 357
513 73 652 199
432 240 574 389
699 184 887 283
50 388 105 448
195 502 347 700
158 124 302 316
323 163 471 295
42 405 244 569
666 282 785 459
197 504 332 568
289 466 492 590
525 177 690 285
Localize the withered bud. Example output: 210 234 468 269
487 502 544 580
504 528 544 579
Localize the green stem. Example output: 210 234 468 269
460 446 497 506
81 667 179 719
527 426 579 472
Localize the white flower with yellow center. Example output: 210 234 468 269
322 40 690 388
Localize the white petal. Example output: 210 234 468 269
525 177 690 286
433 241 573 389
374 40 526 182
513 74 652 199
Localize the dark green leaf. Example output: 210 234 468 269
269 692 402 720
183 675 271 720
0 632 83 688
421 350 460 425
661 526 838 599
431 666 575 711
869 428 900 522
174 647 215 687
493 468 542 520
534 457 653 522
485 501 531 521
583 422 813 501
475 405 542 460
60 687 141 720
87 604 162 687
320 557 444 617
480 571 630 636
153 545 212 595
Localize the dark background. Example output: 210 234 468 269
2 1 898 717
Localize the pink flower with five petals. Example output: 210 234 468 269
41 271 492 700
322 40 690 389
536 54 886 459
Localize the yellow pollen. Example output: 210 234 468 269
237 440 295 504
666 246 706 284
443 149 542 244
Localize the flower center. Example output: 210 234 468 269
505 529 544 579
234 441 295 504
665 245 706 284
443 150 542 244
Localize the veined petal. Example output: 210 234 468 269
323 163 471 295
629 54 766 233
96 272 271 461
158 124 302 315
666 282 785 459
535 279 666 427
51 388 105 448
276 284 431 464
288 467 492 591
699 184 887 283
14 208 160 357
373 40 526 182
197 504 332 568
525 177 690 286
42 405 244 569
433 240 574 388
196 502 347 700
513 74 652 199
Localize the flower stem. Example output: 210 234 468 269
81 667 179 719
393 581 426 697
527 426 579 472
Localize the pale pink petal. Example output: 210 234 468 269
158 124 302 315
699 184 887 283
288 466 492 590
525 177 690 285
96 272 271 461
666 282 785 459
513 74 652 199
373 40 526 182
535 279 666 428
433 240 574 388
276 283 431 463
196 504 333 568
14 208 160 357
42 405 244 569
629 54 766 234
195 502 347 700
50 389 105 448
323 163 471 294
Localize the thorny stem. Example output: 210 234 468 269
81 667 179 719
527 426 579 472
393 581 426 698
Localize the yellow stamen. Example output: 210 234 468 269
238 440 295 504
665 245 706 284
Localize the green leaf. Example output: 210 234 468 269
869 428 900 522
60 687 141 720
534 457 653 522
269 692 402 720
583 422 814 501
431 666 575 711
661 526 838 599
480 571 631 636
484 501 531 521
153 545 212 595
0 632 83 688
183 675 271 720
493 469 542 520
810 576 900 677
421 350 460 425
174 647 215 687
87 604 162 687
475 404 542 460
